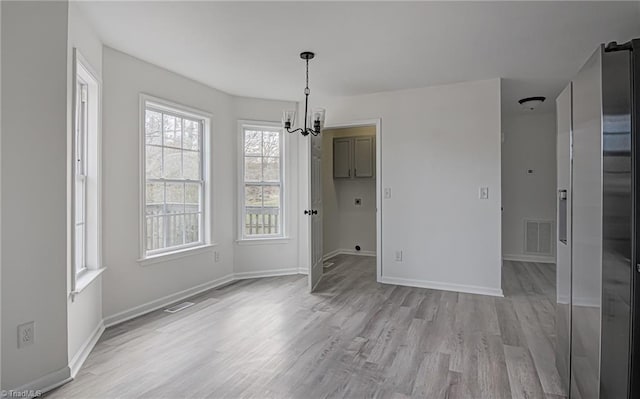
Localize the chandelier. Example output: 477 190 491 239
282 51 325 136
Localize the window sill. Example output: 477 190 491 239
72 268 106 297
138 243 217 267
235 237 291 246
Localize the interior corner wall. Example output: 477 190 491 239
501 112 557 261
322 126 377 258
101 47 300 322
66 1 104 373
232 97 300 276
1 1 70 389
304 78 503 296
101 47 236 321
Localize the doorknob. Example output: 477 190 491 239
311 210 318 215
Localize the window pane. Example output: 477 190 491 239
245 185 262 207
145 110 162 145
75 178 85 222
263 157 280 182
244 156 262 182
163 147 182 178
263 131 280 156
144 105 207 254
146 215 165 251
166 182 184 214
185 183 200 213
167 214 184 247
263 185 281 207
244 130 262 156
183 150 200 180
146 145 162 179
163 114 182 148
75 224 85 270
261 210 279 235
183 119 200 151
184 213 200 244
146 182 164 215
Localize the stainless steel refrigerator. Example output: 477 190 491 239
556 38 640 399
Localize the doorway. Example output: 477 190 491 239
309 120 381 289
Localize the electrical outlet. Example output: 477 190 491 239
384 188 392 199
18 321 34 348
214 251 221 263
395 250 403 262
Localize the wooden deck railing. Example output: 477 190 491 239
245 206 279 236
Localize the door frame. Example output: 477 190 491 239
317 118 382 281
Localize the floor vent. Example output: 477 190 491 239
524 219 554 255
164 302 195 313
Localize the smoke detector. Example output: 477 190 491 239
518 96 546 111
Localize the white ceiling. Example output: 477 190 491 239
79 1 640 115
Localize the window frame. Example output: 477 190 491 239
139 94 212 260
237 121 286 241
71 49 104 294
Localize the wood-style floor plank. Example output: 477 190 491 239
504 344 546 399
47 257 565 399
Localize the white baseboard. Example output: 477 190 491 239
379 276 504 297
572 296 600 308
323 248 376 260
298 268 309 275
11 366 71 398
558 294 570 305
30 267 305 394
104 273 235 328
503 254 556 264
104 268 308 328
69 321 105 378
322 249 341 261
234 267 300 280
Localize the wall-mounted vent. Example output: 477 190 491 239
164 302 195 313
524 220 554 255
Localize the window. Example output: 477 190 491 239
240 123 284 239
142 96 210 257
72 49 102 287
74 75 89 277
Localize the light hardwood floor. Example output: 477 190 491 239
48 255 564 399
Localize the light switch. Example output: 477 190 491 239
384 188 392 199
480 187 489 199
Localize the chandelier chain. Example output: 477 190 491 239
306 59 310 92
